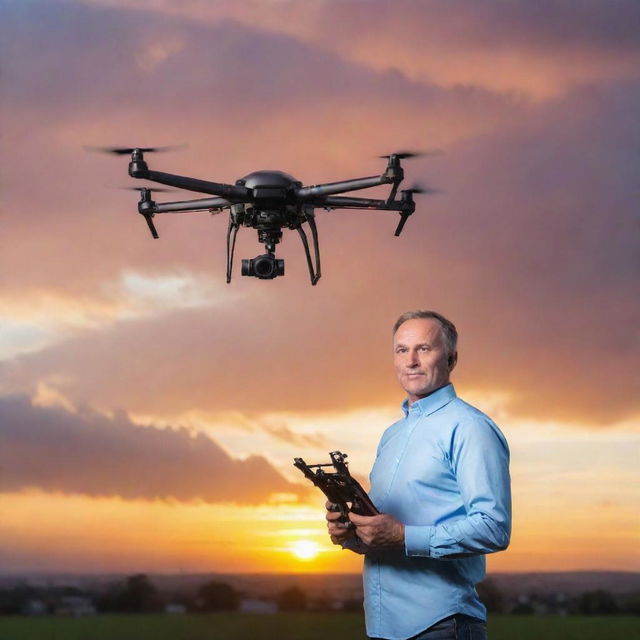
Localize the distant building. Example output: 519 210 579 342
55 596 96 617
23 599 48 616
165 603 187 614
240 599 277 614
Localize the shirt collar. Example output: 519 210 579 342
401 383 457 417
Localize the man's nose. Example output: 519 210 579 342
407 350 420 366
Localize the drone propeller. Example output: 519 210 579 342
379 149 443 160
382 151 440 205
117 186 177 193
380 151 421 160
403 184 438 195
85 144 187 155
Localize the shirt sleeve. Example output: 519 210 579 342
404 415 512 559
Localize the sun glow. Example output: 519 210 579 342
290 539 321 561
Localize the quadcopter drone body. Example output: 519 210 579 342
103 147 431 285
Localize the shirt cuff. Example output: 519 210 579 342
404 525 435 557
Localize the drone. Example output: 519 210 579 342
95 146 434 285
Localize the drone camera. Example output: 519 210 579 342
241 253 285 279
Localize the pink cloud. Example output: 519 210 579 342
1 1 638 427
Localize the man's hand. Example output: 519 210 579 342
348 512 405 548
325 501 354 546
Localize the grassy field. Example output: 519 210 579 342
0 613 638 640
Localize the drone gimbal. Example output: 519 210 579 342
100 147 433 285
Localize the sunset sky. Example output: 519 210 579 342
0 0 638 576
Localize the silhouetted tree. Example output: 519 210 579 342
511 601 535 615
277 586 307 612
620 594 640 615
0 586 39 615
312 593 333 612
578 589 618 615
98 574 161 613
342 598 364 612
195 581 240 612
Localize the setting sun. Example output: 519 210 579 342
290 540 321 561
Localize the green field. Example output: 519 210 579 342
0 613 638 640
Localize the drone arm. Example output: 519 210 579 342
311 194 417 237
310 196 404 210
130 166 250 200
296 174 392 199
151 197 233 214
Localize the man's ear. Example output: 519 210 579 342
448 351 458 372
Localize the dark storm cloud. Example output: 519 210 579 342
331 0 640 52
75 0 640 55
0 0 517 118
97 0 640 96
0 394 303 502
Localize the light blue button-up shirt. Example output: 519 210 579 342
361 384 511 640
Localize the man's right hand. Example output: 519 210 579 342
325 500 354 546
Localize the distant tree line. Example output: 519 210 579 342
0 575 341 616
98 574 163 613
0 584 88 616
0 574 638 616
477 579 640 616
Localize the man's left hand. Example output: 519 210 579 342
348 512 405 548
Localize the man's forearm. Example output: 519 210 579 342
405 512 510 559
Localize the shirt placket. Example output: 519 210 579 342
377 408 422 511
376 407 425 638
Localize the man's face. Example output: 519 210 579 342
393 318 456 404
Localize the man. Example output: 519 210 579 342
326 310 511 640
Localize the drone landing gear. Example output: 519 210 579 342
394 189 419 236
224 217 321 285
137 188 160 239
296 213 321 286
226 219 240 283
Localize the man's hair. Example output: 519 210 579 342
392 310 458 356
